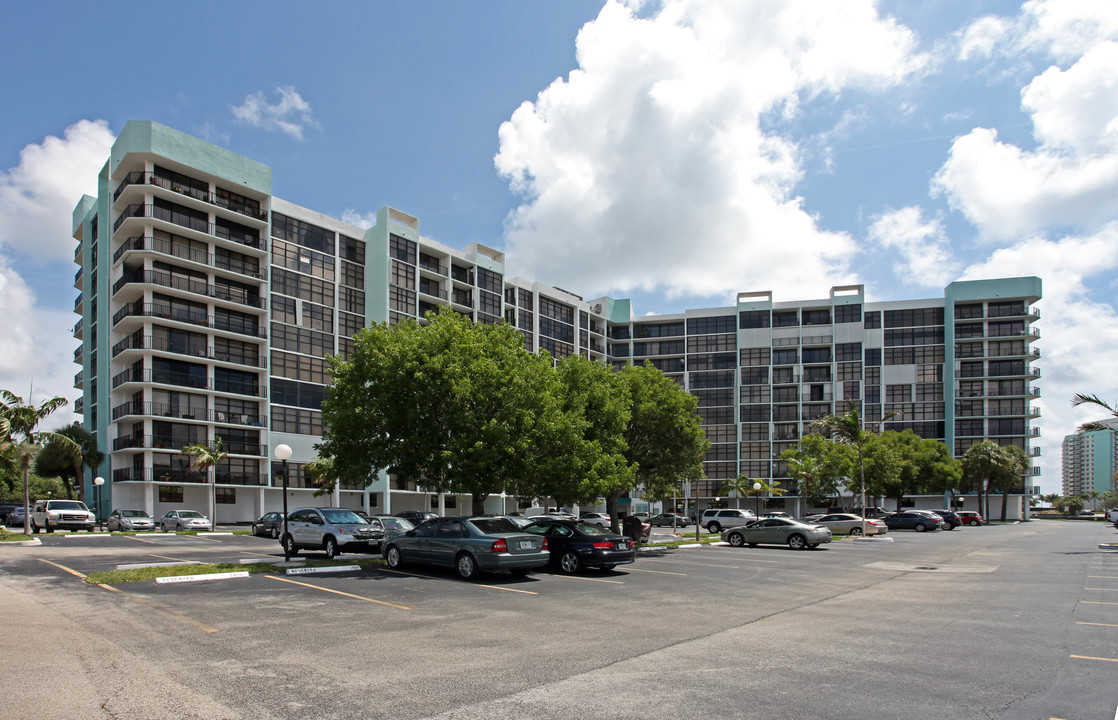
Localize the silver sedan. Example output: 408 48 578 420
721 518 832 550
810 513 888 536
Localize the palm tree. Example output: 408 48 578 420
812 400 899 532
1071 394 1118 432
994 445 1029 521
783 453 821 516
0 390 79 534
719 475 754 510
181 437 228 531
961 441 1004 521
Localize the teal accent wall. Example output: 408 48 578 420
111 121 272 194
1090 430 1117 494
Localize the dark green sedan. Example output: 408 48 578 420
382 516 551 579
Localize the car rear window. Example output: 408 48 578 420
470 518 519 534
322 509 365 524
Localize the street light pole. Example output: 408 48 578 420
93 476 104 531
753 481 762 517
275 444 292 562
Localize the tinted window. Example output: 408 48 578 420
469 518 520 534
322 509 365 524
411 521 438 537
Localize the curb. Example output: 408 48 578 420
0 538 41 547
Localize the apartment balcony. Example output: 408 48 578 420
74 266 83 290
114 235 266 281
111 334 265 368
112 269 266 310
112 171 267 223
73 242 83 263
73 292 83 315
74 397 84 414
112 467 267 486
1026 466 1041 476
772 374 800 385
113 203 265 253
800 335 833 346
73 318 83 340
418 257 448 276
109 400 264 427
74 370 84 390
112 302 267 339
1028 446 1041 457
110 367 267 397
1025 366 1041 379
73 345 83 365
419 282 448 301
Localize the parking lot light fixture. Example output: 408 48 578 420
753 482 762 517
274 444 292 561
94 476 104 531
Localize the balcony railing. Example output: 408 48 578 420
113 171 267 222
111 368 266 397
111 435 266 457
74 370 84 388
419 283 448 301
113 203 265 251
112 302 267 339
111 334 265 368
113 467 270 486
74 397 84 414
112 269 266 310
114 235 266 280
418 258 448 275
73 345 83 363
110 400 264 426
73 318 83 338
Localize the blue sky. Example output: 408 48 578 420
3 0 1118 494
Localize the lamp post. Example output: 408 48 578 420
274 444 292 561
93 476 104 531
753 481 762 517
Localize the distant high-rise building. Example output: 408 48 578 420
72 121 1043 522
1062 419 1118 498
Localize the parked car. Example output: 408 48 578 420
160 510 211 532
0 503 19 523
283 507 385 559
953 510 984 526
923 509 962 530
107 509 154 532
721 518 832 550
811 513 888 536
701 508 758 533
382 516 551 579
374 515 416 540
523 518 636 573
882 511 943 532
851 506 891 518
579 512 612 527
760 511 792 519
648 512 691 527
496 515 533 529
6 505 27 527
251 511 285 538
31 500 96 533
394 510 438 527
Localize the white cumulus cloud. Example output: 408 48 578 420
0 119 115 262
495 0 926 302
232 86 318 140
867 207 959 287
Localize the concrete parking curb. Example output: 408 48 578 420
854 536 894 543
0 538 41 547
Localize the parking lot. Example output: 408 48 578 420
2 521 1117 719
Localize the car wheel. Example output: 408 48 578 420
270 526 280 539
707 522 721 533
45 520 54 533
849 527 863 536
456 553 479 580
251 524 259 536
558 551 581 574
970 520 981 527
385 545 403 568
727 533 745 547
914 523 927 532
31 521 39 534
324 536 339 560
283 535 299 557
943 523 954 531
787 534 808 550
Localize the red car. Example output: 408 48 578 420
953 511 984 526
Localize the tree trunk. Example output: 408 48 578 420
604 492 621 535
22 456 32 535
471 492 488 517
1000 488 1009 522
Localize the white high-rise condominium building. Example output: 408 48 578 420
71 121 1042 522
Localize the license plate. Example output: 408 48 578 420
519 540 534 550
618 541 630 549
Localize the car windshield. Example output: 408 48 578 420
121 510 149 517
49 501 87 511
322 509 365 524
179 511 204 518
470 518 520 534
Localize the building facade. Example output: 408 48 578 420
72 121 1043 522
1061 419 1118 498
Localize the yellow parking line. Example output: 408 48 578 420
127 535 157 544
1081 601 1118 605
190 535 223 543
150 553 213 565
626 567 687 576
378 568 539 594
1070 654 1118 663
37 559 218 633
1076 622 1118 628
265 575 413 608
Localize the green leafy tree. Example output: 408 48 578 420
1 390 79 534
812 400 899 521
554 355 633 531
1064 495 1086 514
1072 394 1118 431
181 437 228 530
720 475 754 511
961 441 1005 520
617 362 708 516
874 431 962 512
780 433 852 511
993 444 1029 521
34 423 104 502
320 312 578 516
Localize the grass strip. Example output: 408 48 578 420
85 557 383 585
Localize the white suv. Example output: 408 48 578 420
701 509 757 533
31 500 96 533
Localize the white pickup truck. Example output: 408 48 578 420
1109 508 1118 526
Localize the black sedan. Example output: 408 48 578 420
883 511 944 532
251 511 285 538
523 518 636 574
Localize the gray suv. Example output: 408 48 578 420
701 509 757 533
282 507 386 559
